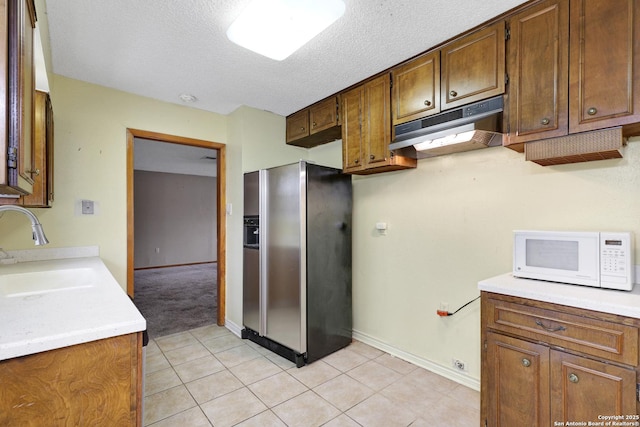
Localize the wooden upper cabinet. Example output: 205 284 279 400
391 51 440 126
342 74 416 175
569 0 640 133
286 109 309 143
363 74 392 169
309 96 339 133
286 96 341 148
505 0 569 147
0 0 36 195
341 86 363 173
441 22 506 111
22 91 54 207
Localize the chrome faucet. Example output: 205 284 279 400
0 205 49 245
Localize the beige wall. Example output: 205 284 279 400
334 137 640 388
134 171 217 268
2 72 639 391
0 75 228 285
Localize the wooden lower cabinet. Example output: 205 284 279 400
0 332 142 426
550 350 637 422
482 292 640 426
486 332 550 426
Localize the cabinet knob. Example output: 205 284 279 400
568 373 579 383
449 90 458 97
354 158 359 164
541 118 550 125
312 122 317 127
369 154 375 160
424 100 431 106
300 127 305 132
587 107 597 116
522 358 531 367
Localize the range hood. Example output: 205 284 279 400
390 96 504 159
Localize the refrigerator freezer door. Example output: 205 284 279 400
263 163 306 354
242 247 260 332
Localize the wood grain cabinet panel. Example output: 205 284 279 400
569 0 640 133
0 0 36 195
21 90 54 207
550 350 637 423
441 22 505 111
286 96 341 148
0 333 142 426
341 86 364 173
506 0 640 152
505 0 569 147
486 332 550 427
286 109 309 143
341 74 416 175
482 292 640 426
391 51 440 125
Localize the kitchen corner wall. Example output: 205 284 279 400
308 136 640 389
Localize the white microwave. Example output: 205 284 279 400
513 230 635 291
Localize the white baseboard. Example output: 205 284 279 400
223 320 480 392
352 329 480 392
225 318 243 337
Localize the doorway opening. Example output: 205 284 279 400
126 129 226 330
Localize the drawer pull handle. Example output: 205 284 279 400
522 358 531 367
568 373 579 383
535 319 566 332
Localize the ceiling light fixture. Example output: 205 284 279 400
226 0 345 61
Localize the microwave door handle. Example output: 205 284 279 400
535 319 566 333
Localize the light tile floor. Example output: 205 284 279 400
143 325 479 427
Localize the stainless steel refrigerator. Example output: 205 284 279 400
242 161 352 367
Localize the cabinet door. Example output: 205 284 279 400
286 109 309 143
391 51 440 125
22 91 53 207
441 22 506 110
486 332 550 427
569 0 640 133
505 0 569 147
0 0 36 195
550 350 637 422
363 73 392 168
341 86 364 173
309 96 339 134
0 333 141 426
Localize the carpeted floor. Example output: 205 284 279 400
133 263 217 339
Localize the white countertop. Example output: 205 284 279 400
478 272 640 319
0 256 146 360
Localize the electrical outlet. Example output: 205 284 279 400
453 358 466 372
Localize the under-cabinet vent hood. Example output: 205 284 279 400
390 96 504 159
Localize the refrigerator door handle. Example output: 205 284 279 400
259 169 268 337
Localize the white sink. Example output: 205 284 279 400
0 268 97 297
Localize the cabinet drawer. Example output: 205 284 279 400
485 297 638 366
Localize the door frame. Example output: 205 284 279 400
126 128 226 326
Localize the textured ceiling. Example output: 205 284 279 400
42 0 528 117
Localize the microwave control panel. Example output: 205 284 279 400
599 232 634 291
